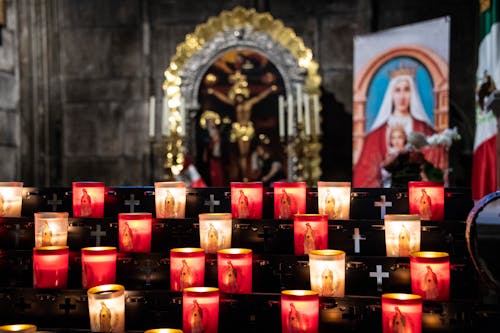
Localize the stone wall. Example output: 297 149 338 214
0 0 477 186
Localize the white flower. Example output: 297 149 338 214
426 127 461 148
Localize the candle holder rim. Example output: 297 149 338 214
81 246 117 252
87 284 125 296
170 247 205 253
281 290 319 297
384 214 420 221
154 181 186 187
273 181 307 187
198 213 233 218
33 245 69 252
118 212 153 217
34 212 69 218
308 249 345 257
72 181 105 186
230 181 263 186
0 324 37 332
144 329 184 333
410 251 449 259
408 181 444 187
0 182 24 187
317 181 351 186
183 286 219 293
217 248 252 255
382 293 422 301
293 213 329 218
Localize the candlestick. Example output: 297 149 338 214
34 212 69 247
281 290 319 333
279 95 285 139
87 284 125 333
296 84 303 124
309 250 345 297
149 96 156 138
304 93 311 136
287 94 294 137
313 94 320 135
162 95 170 137
0 182 23 217
381 293 422 333
81 247 117 289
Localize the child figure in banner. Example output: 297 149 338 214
419 188 432 220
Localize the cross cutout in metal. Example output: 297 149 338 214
352 227 366 254
125 194 140 213
204 194 220 213
47 193 63 211
59 297 76 315
13 223 25 248
369 264 389 292
374 195 392 219
91 224 106 246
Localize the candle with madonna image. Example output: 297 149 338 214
0 182 23 217
217 248 252 294
408 181 444 221
34 212 69 247
87 284 125 333
118 213 152 253
273 182 307 220
293 214 328 255
183 287 219 333
384 214 421 257
155 181 186 218
198 213 232 254
317 182 351 220
230 182 263 219
170 248 206 292
281 290 319 333
382 293 422 333
81 247 117 289
72 182 105 218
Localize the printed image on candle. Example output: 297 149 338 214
189 300 205 333
324 190 337 219
80 189 93 217
222 260 239 293
320 267 338 297
280 189 292 219
288 303 304 332
398 225 411 257
42 221 53 246
207 224 219 253
180 260 194 291
421 266 439 299
418 189 432 220
121 221 134 252
163 190 177 218
389 306 412 333
237 190 250 218
303 223 316 254
98 302 112 332
0 192 6 216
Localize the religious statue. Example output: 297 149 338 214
422 265 439 299
41 220 53 246
163 190 176 218
279 189 292 219
80 189 92 217
303 223 316 254
419 189 432 220
180 259 193 291
321 267 337 296
237 189 249 218
121 221 134 252
208 70 277 180
223 260 239 293
390 306 408 333
288 303 303 333
189 300 204 333
324 190 336 219
99 302 112 333
206 223 219 253
398 225 411 257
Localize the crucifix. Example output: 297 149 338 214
374 195 392 219
125 194 140 213
59 297 76 315
204 194 220 213
369 264 389 292
47 193 63 211
90 224 106 246
352 227 366 254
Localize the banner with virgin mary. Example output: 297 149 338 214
352 17 450 188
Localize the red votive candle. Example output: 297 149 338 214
408 181 444 221
170 248 206 292
294 214 328 255
230 182 263 219
217 248 252 294
274 182 307 219
81 246 117 289
410 251 450 301
382 293 422 333
118 213 152 253
72 182 105 218
281 290 319 333
183 287 219 333
33 246 69 289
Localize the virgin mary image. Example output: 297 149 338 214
353 63 435 187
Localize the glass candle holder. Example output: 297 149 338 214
72 182 105 218
87 284 125 333
33 246 69 289
317 181 351 220
170 248 206 292
0 325 37 333
81 247 117 289
34 212 69 247
155 181 186 218
294 214 328 255
144 330 184 333
410 251 450 301
384 214 421 257
118 213 152 253
408 181 445 221
183 287 219 333
217 248 252 294
274 182 307 219
230 182 263 219
308 250 345 297
0 182 23 217
198 213 232 254
281 290 319 333
382 293 422 333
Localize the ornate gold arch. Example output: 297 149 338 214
161 6 322 181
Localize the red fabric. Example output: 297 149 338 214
353 119 434 187
472 135 497 200
191 178 207 188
